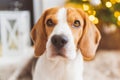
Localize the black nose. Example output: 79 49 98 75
51 35 68 49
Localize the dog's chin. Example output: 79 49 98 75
47 53 76 61
46 45 76 60
46 47 76 60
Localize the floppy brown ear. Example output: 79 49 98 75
31 12 47 57
77 9 101 60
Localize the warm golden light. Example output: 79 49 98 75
106 2 112 8
83 4 89 11
82 0 88 1
88 10 96 15
110 0 116 4
118 16 120 21
117 21 120 25
89 15 95 21
65 3 82 8
94 17 99 24
116 0 120 3
114 11 120 17
89 15 99 24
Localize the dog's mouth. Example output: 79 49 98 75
51 46 67 58
56 51 67 58
47 43 76 60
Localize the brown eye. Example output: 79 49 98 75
46 19 54 26
73 20 80 27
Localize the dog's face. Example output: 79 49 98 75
45 8 84 60
31 7 101 60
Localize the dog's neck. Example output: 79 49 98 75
33 50 83 80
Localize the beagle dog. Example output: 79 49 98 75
31 7 101 80
9 7 101 80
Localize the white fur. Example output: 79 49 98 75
33 50 83 80
46 8 76 60
33 8 83 80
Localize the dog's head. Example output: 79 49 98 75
31 7 101 60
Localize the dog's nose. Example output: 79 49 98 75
51 35 68 49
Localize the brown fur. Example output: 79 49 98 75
31 7 101 60
76 9 101 60
66 8 84 47
31 8 59 56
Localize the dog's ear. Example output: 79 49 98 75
77 9 101 60
31 11 47 57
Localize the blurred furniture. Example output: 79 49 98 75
0 11 31 57
0 0 33 28
97 22 120 50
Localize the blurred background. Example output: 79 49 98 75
0 0 120 80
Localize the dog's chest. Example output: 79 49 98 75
33 54 83 80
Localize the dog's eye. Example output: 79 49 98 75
46 19 54 26
73 20 80 27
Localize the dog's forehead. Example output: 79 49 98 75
46 8 59 15
45 7 81 19
57 8 67 20
45 7 84 38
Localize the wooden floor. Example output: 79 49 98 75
0 50 120 80
84 50 120 80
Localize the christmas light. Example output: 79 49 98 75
114 11 120 17
106 2 112 8
65 0 120 26
110 0 116 4
82 0 88 2
89 15 99 24
93 17 99 24
89 15 95 21
89 0 101 6
83 4 89 11
118 16 120 21
116 0 120 3
88 10 96 15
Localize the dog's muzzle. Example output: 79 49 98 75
51 34 68 49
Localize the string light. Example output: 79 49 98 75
89 15 95 21
82 0 88 2
106 1 112 8
65 0 120 26
93 17 99 24
89 15 99 24
114 11 120 17
88 10 96 15
116 0 120 3
110 0 116 4
83 4 89 11
118 16 120 21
